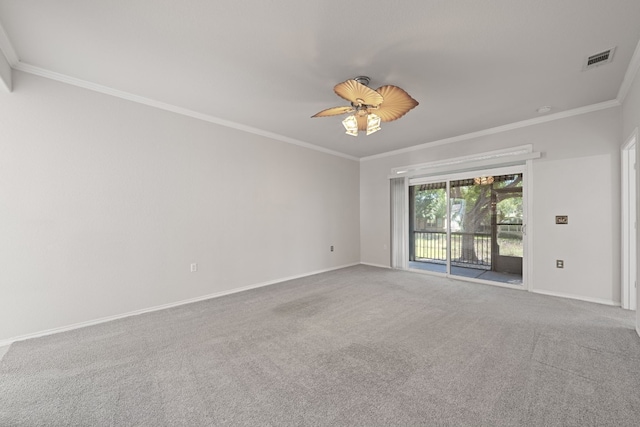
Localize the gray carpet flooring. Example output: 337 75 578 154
1 265 639 426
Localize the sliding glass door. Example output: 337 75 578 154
409 167 525 286
409 182 448 273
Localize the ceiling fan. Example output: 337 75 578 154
311 76 419 136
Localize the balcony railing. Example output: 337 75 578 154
413 230 491 269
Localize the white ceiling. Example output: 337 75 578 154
1 0 640 159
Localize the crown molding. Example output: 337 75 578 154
0 22 359 161
617 39 640 103
11 62 359 162
0 8 633 163
360 99 621 162
6 61 627 163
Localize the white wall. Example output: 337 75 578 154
0 71 360 342
361 107 622 304
621 61 640 335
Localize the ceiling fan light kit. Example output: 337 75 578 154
342 115 359 136
366 113 381 135
312 76 418 137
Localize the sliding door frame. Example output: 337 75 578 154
408 164 530 291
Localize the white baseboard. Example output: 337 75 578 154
360 262 390 269
530 289 620 307
0 263 359 347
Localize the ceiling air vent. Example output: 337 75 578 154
582 47 616 71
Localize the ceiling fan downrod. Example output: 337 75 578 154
353 76 370 86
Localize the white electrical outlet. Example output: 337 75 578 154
190 263 198 272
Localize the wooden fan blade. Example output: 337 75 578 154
311 106 354 118
374 85 419 122
334 80 384 106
